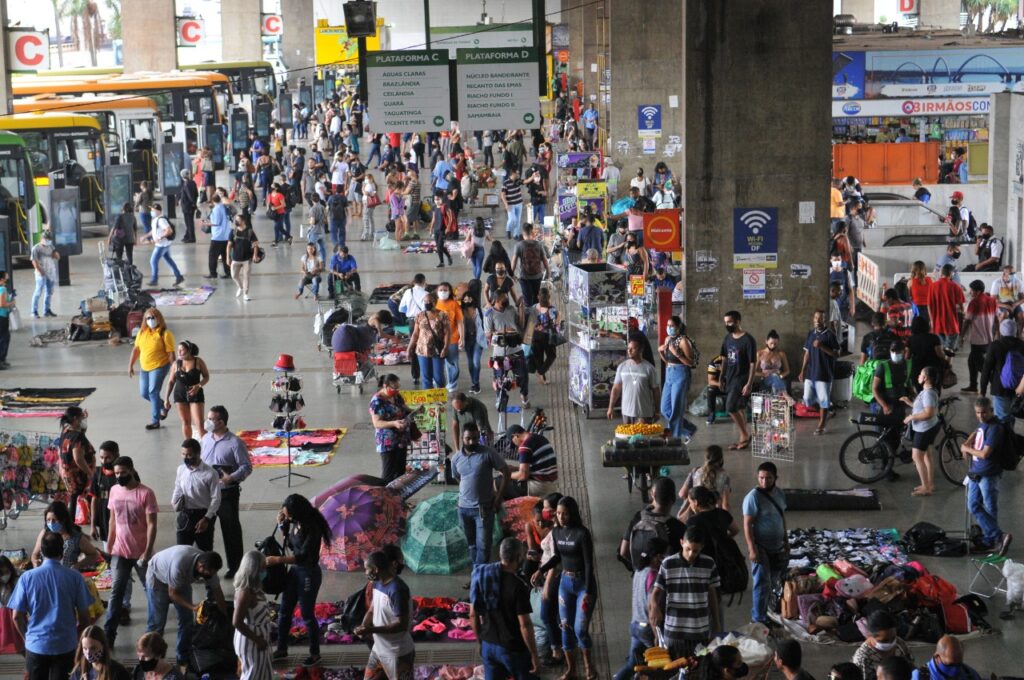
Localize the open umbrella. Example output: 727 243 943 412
500 496 540 542
311 474 385 508
319 485 407 572
401 491 502 575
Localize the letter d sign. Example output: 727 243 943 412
899 0 919 14
7 30 49 71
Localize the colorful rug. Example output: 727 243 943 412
238 428 346 467
0 388 95 418
145 286 216 306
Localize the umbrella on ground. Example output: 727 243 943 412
500 495 540 542
401 491 502 575
319 485 407 572
311 474 385 508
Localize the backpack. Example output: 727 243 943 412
635 195 656 213
1000 350 1024 390
904 521 947 554
328 194 347 221
255 530 288 595
708 531 748 597
628 508 670 570
994 421 1024 472
893 278 911 303
683 335 700 368
965 210 978 242
520 240 546 277
156 216 174 242
853 359 881 403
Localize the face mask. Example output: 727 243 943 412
204 419 217 433
137 658 159 672
423 302 435 312
725 324 737 334
874 639 896 651
935 661 961 674
951 251 961 260
79 417 88 432
183 456 200 469
116 474 133 486
46 521 62 533
495 270 506 276
84 648 103 664
890 352 904 364
831 260 843 270
438 290 450 301
102 461 114 471
542 508 554 521
146 318 158 329
150 210 158 218
732 663 749 679
259 570 268 581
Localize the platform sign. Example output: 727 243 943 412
733 207 778 269
262 13 283 36
367 50 450 133
456 47 540 131
7 29 49 71
177 18 204 46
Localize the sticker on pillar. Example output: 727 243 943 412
790 264 812 279
766 274 783 290
798 201 815 224
642 138 656 155
696 251 718 272
696 287 718 303
616 141 630 154
1014 141 1024 198
742 268 766 300
638 105 662 139
733 208 778 269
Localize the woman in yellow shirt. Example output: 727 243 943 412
128 309 175 430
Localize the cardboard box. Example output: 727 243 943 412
87 296 108 313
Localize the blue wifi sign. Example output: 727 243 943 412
637 104 662 138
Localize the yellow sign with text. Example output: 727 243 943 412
314 19 383 67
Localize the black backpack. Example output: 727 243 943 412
707 531 748 598
328 193 348 220
256 529 288 595
628 508 670 570
635 195 656 213
904 521 947 554
994 422 1024 472
966 211 978 241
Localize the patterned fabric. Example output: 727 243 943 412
58 429 94 498
319 486 408 572
414 313 450 357
369 393 411 453
653 553 720 640
234 598 273 680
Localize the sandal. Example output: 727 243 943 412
728 439 751 450
814 427 825 436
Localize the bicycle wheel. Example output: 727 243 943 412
839 431 895 484
938 429 969 486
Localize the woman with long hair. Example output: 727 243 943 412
30 500 101 569
482 239 512 278
268 494 333 667
465 217 491 279
534 496 598 680
71 625 129 680
902 365 941 496
531 287 560 384
56 407 96 515
163 341 210 440
109 202 137 266
134 632 185 679
128 309 176 430
0 556 22 655
909 260 932 327
678 445 732 522
659 315 699 439
459 281 486 394
233 550 273 680
406 291 451 390
362 174 379 240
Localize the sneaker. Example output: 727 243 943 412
220 274 231 279
302 655 321 668
44 310 56 317
244 295 252 301
145 422 160 431
203 274 217 279
31 312 39 319
469 385 480 394
146 280 158 287
236 288 243 297
119 609 131 625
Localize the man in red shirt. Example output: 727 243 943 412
927 264 966 353
960 279 998 393
882 288 912 340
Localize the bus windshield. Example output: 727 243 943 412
54 132 102 174
0 154 34 209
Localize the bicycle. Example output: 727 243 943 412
839 396 969 485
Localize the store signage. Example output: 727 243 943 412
456 47 540 131
637 104 662 138
880 83 1006 98
366 50 451 133
733 207 778 269
643 210 681 252
262 14 283 36
7 29 49 71
177 18 204 45
629 276 645 297
556 49 569 64
856 252 881 310
831 97 991 118
557 190 577 222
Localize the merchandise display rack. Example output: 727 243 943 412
750 392 795 462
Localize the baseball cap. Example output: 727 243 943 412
951 191 964 202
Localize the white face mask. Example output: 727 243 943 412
890 352 903 364
204 418 216 433
147 318 158 329
831 260 843 270
150 210 158 218
438 290 450 300
666 326 677 337
873 640 896 652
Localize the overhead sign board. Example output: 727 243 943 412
832 97 991 118
314 21 382 67
456 47 539 131
177 18 204 46
262 14 283 36
431 24 532 59
7 29 49 71
367 50 451 133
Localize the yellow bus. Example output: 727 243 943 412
0 112 106 219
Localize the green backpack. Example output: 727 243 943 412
852 359 912 403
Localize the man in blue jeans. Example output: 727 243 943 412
961 397 1013 556
470 538 541 680
451 422 509 568
30 230 59 318
145 546 226 666
742 462 787 626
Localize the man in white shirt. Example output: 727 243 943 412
171 438 221 552
399 273 430 321
629 168 652 197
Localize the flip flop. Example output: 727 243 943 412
729 439 751 450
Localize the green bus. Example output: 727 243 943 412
0 131 45 258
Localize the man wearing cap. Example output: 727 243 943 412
507 425 558 497
964 223 1003 272
948 191 973 243
450 392 492 449
178 169 199 243
981 319 1024 427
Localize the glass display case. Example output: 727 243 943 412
566 263 629 416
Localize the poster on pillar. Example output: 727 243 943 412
733 208 778 269
637 105 662 139
456 48 540 132
367 50 451 133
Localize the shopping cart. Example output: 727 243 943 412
332 350 375 395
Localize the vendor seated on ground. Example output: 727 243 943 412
332 310 393 355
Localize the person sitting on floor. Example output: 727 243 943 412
911 635 981 680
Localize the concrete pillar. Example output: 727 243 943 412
122 0 177 72
282 0 314 91
0 1 12 116
607 2 683 185
919 0 962 29
683 0 832 358
220 0 263 62
989 93 1012 239
841 0 875 21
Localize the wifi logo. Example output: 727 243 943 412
638 104 661 131
738 209 773 235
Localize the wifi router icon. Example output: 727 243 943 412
738 209 773 235
639 105 660 129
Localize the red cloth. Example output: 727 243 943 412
926 277 966 335
909 276 932 307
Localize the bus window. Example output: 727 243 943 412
0 157 21 202
182 93 216 125
146 92 173 121
19 132 50 174
55 136 100 174
255 72 275 98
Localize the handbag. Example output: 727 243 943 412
8 307 20 332
252 244 265 264
74 495 91 526
941 367 957 389
366 193 381 208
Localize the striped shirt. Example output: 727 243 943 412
502 178 523 205
654 553 720 640
517 433 557 482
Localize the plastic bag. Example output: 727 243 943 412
377 236 399 251
74 495 91 526
8 307 20 332
688 386 710 417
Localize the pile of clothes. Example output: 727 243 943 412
403 242 437 255
370 336 411 366
237 429 345 467
0 388 95 417
776 528 987 644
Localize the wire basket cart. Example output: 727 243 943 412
750 392 794 462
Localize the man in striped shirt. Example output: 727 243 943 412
507 425 558 497
501 169 525 240
649 526 722 659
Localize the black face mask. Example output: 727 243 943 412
183 456 200 469
102 462 114 471
137 658 159 672
733 663 749 679
424 303 435 312
394 563 405 576
950 251 961 260
116 474 133 486
725 324 737 333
